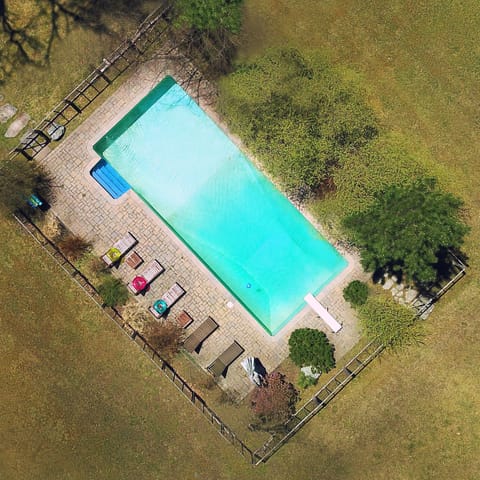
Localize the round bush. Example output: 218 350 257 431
98 276 129 307
288 328 335 372
343 280 369 306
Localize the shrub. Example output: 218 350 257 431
288 328 335 372
0 157 53 214
251 372 298 429
41 213 64 242
58 234 91 261
121 301 150 333
343 280 369 306
359 295 424 348
297 371 318 389
98 276 129 308
144 321 184 361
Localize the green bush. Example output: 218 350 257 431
359 295 424 348
288 328 335 373
297 371 318 389
98 276 129 308
343 280 369 306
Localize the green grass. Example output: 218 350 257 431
2 1 480 478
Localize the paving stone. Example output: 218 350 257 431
5 113 31 137
0 103 17 123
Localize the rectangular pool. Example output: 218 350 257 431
94 77 347 335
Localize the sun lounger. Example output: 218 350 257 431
207 341 244 378
101 232 137 266
304 293 342 333
183 316 219 353
127 259 164 294
149 282 186 318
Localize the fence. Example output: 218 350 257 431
12 211 257 464
9 2 173 161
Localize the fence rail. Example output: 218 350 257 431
10 2 173 161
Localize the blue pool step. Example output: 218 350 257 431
91 158 131 199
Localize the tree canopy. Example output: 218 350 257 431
343 178 469 284
218 49 378 201
288 328 335 372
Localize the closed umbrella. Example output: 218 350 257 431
241 357 264 386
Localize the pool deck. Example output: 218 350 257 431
37 55 367 399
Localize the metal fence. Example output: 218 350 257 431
9 3 173 161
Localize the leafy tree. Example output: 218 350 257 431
219 49 378 201
0 156 52 214
250 372 298 429
145 321 184 361
343 280 369 306
288 328 335 372
343 178 469 284
359 295 424 348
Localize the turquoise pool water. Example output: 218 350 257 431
94 77 347 335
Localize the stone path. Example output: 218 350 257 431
0 96 31 138
36 57 366 399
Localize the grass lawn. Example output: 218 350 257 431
1 1 480 479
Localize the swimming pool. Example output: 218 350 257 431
93 76 347 335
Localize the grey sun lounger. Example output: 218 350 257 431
101 232 137 266
149 283 186 319
207 341 244 378
183 316 219 353
127 259 164 294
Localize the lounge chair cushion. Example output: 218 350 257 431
207 341 244 378
183 316 218 353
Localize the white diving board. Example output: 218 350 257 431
304 293 342 333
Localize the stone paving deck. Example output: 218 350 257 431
38 56 367 399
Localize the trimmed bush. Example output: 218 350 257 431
343 280 369 306
251 372 298 429
98 276 129 308
288 328 335 372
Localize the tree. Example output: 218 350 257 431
171 0 243 77
343 178 469 284
359 295 423 349
218 49 377 201
288 328 335 373
0 156 52 214
250 372 298 429
144 321 184 361
343 280 369 306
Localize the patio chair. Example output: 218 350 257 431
149 282 186 318
101 232 137 267
183 316 219 353
207 341 244 378
127 259 164 294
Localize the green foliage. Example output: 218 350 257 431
174 0 243 34
98 276 129 308
343 280 369 306
297 371 318 389
218 49 378 201
288 328 335 372
359 295 424 348
343 178 469 284
0 157 52 214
